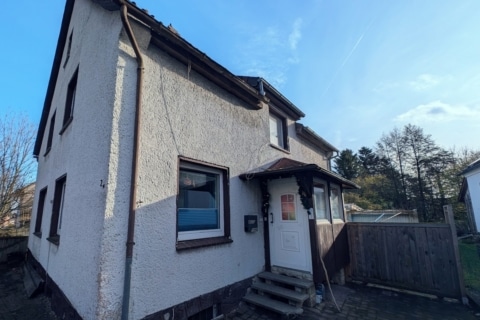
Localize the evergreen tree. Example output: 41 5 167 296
333 149 361 180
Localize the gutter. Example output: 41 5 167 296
120 3 144 319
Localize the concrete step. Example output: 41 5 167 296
251 281 309 304
258 272 313 290
243 292 303 317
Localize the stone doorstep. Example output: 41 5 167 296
257 272 313 290
251 282 309 306
258 271 316 307
243 292 303 317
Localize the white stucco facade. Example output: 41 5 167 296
29 1 339 319
463 165 480 233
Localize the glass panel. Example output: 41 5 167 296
281 193 296 221
330 185 343 220
58 182 66 233
269 114 284 148
178 168 219 231
314 183 328 220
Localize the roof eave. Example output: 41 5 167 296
33 0 76 156
240 164 359 189
295 123 338 153
126 4 265 109
238 76 305 120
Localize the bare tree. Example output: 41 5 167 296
0 115 36 225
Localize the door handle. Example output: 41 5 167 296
270 212 274 224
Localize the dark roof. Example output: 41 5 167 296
461 157 480 176
239 76 305 121
240 158 359 189
34 0 266 156
295 123 338 153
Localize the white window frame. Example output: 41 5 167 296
177 161 225 241
314 179 330 223
57 182 66 235
330 183 344 222
269 113 285 149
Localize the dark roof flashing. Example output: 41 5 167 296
460 157 480 176
295 123 338 153
239 76 305 120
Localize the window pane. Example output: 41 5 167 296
281 193 296 221
314 184 328 220
330 185 343 219
178 168 220 231
269 114 284 148
58 182 66 232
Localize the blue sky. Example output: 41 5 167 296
1 0 479 153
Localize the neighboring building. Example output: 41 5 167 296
458 158 480 233
28 1 357 319
347 210 419 223
0 182 35 234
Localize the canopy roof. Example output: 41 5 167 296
240 158 359 189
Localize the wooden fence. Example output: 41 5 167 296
347 222 464 299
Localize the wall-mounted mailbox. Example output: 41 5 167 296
244 215 258 233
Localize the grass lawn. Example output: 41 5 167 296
459 240 480 292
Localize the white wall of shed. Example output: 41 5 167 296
465 168 480 232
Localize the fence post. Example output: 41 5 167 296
443 204 468 305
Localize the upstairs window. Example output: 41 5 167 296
177 159 231 246
45 111 56 155
48 175 67 244
269 112 288 150
33 187 48 237
61 68 78 132
63 30 73 68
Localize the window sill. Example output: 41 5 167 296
59 117 73 135
33 232 42 238
47 235 60 245
269 143 290 154
333 219 345 224
176 236 233 251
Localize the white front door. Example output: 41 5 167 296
268 178 312 273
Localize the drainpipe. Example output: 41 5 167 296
120 3 144 320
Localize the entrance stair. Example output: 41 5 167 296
243 271 315 318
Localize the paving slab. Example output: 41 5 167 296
228 282 480 319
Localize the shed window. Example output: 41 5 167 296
314 181 329 222
330 183 343 220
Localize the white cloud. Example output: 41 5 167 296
289 18 303 50
395 100 480 123
234 18 303 88
408 74 441 91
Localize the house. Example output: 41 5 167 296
28 1 358 319
458 157 480 234
0 182 35 235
